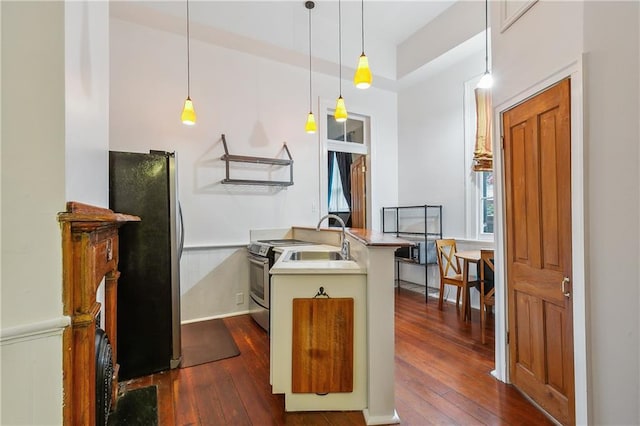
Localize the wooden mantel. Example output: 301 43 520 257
58 201 139 426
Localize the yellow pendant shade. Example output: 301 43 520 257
354 53 372 89
305 112 317 134
181 97 196 125
334 96 348 122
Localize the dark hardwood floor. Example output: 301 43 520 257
119 287 552 425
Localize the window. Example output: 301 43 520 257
327 116 365 144
464 75 494 239
480 171 494 234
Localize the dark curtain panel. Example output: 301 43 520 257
335 152 352 210
327 151 335 205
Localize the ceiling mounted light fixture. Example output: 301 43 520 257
181 0 196 125
477 0 493 89
353 0 372 89
334 0 348 122
304 1 317 134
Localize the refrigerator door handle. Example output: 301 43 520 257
178 202 185 259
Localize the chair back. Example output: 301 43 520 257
435 239 461 278
480 249 495 295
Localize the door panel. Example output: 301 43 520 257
503 78 574 425
350 155 366 228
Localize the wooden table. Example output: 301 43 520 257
454 250 481 322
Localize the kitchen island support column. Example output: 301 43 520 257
362 246 400 425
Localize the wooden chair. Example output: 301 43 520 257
435 239 466 311
479 249 495 344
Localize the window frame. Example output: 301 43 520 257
463 75 494 241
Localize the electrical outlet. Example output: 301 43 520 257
235 292 244 305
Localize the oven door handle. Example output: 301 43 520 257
248 255 269 267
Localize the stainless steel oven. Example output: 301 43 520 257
247 239 314 332
248 251 270 331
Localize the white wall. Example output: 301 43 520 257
396 49 485 289
109 16 398 320
582 2 639 423
398 50 484 240
65 1 110 206
1 2 66 422
1 1 111 423
492 1 639 424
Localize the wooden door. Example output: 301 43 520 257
503 78 574 425
350 155 366 228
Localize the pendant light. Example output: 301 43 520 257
304 1 317 134
181 0 196 125
477 0 493 89
334 0 348 122
353 0 372 89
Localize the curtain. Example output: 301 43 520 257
473 87 493 172
328 151 335 205
335 152 353 210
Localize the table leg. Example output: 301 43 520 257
462 260 470 322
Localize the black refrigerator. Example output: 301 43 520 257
109 150 183 380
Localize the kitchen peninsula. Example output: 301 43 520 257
253 226 411 425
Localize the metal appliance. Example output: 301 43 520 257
247 239 313 332
109 150 184 380
395 240 436 265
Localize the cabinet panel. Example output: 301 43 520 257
292 298 354 393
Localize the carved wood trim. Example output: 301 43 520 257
59 202 139 425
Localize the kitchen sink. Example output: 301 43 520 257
285 250 347 261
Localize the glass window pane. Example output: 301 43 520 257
482 198 494 234
327 115 344 141
481 172 494 234
345 119 364 144
326 115 364 144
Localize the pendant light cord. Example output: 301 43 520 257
338 0 342 96
484 0 488 73
308 4 312 111
361 0 365 54
186 0 191 97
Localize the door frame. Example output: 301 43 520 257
493 57 588 424
318 99 372 227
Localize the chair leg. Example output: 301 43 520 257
456 287 461 309
438 280 445 310
480 293 486 344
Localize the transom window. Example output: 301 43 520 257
326 116 365 144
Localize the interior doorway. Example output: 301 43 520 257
327 151 365 227
320 110 370 228
502 78 574 425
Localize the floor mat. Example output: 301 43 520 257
181 318 240 368
108 385 158 426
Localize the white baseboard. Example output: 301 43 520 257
181 310 251 325
362 409 400 425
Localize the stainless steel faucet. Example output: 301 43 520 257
316 214 350 260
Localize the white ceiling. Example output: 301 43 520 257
140 1 456 48
111 1 483 87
